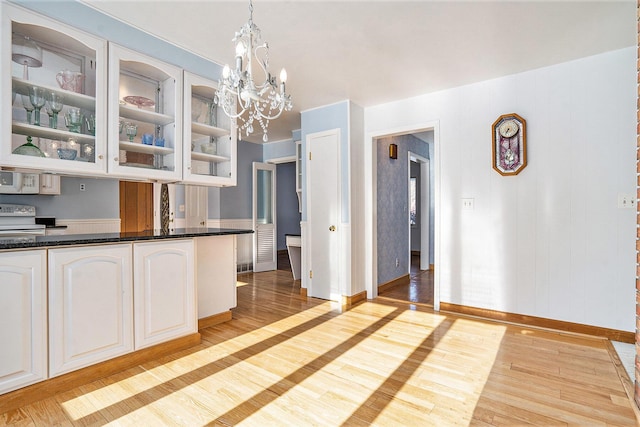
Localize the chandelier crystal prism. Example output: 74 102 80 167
214 0 292 143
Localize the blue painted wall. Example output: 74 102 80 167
263 139 296 161
300 101 349 223
276 162 301 249
376 134 429 286
219 140 263 219
0 176 119 218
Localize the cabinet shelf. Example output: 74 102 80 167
13 77 96 111
191 151 230 163
191 122 230 138
119 140 173 156
12 121 96 145
119 105 173 126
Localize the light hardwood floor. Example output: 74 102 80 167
1 269 637 426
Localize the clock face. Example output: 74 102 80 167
499 120 519 138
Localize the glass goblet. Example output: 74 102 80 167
125 123 137 142
21 95 34 124
46 92 64 129
28 87 46 126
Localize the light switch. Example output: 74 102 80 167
617 194 636 209
179 204 185 212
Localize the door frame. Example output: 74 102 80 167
408 152 430 271
365 121 440 310
252 162 277 272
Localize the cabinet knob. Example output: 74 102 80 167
98 155 103 160
114 157 119 162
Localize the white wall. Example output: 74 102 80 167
364 47 636 332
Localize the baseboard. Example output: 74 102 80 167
604 340 640 424
342 291 367 307
378 274 410 293
56 218 120 234
430 264 434 271
440 302 634 343
198 311 233 330
0 332 201 413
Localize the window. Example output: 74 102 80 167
410 177 417 226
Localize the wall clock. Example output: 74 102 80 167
491 113 527 176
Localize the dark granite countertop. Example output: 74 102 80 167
0 228 253 250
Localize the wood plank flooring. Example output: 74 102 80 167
1 269 637 426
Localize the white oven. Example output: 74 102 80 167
0 204 46 243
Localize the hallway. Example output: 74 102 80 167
378 254 434 306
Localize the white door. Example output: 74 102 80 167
48 244 133 377
0 250 47 394
307 129 340 300
185 185 209 228
133 240 196 350
253 162 277 272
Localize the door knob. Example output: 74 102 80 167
329 225 336 232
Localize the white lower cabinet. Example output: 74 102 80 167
196 235 237 319
48 244 133 377
133 240 196 350
0 250 47 394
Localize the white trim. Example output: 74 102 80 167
55 218 121 234
365 121 441 311
300 99 350 114
266 155 296 164
408 152 430 273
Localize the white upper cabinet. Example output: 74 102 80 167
108 43 183 181
183 72 237 186
0 3 108 175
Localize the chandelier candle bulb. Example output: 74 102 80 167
215 0 293 142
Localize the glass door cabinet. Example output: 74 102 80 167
0 3 107 174
108 43 182 181
183 72 236 186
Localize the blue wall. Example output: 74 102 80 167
0 176 119 219
263 139 296 161
376 134 429 286
219 140 263 219
300 101 350 223
276 162 301 249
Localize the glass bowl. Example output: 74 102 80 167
57 148 77 160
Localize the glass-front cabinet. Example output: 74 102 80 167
108 44 182 181
1 4 107 174
183 72 236 186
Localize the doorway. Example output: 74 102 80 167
365 122 440 310
253 162 277 272
119 181 153 232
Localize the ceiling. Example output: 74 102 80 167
82 0 636 143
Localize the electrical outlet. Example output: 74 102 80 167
395 258 399 267
462 198 474 210
79 183 86 192
617 194 637 209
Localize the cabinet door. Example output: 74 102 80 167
133 240 196 350
196 235 237 319
0 250 47 394
1 3 108 175
183 71 237 186
39 173 60 195
108 43 182 181
49 244 133 377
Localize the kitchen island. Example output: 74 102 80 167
0 228 252 410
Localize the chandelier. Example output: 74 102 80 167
214 0 292 142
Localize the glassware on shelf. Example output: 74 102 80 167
64 107 83 133
124 95 155 109
21 94 34 124
12 35 42 80
208 102 217 127
46 92 64 129
12 136 45 157
85 114 96 135
28 87 46 126
119 119 124 135
125 122 137 142
56 70 85 94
